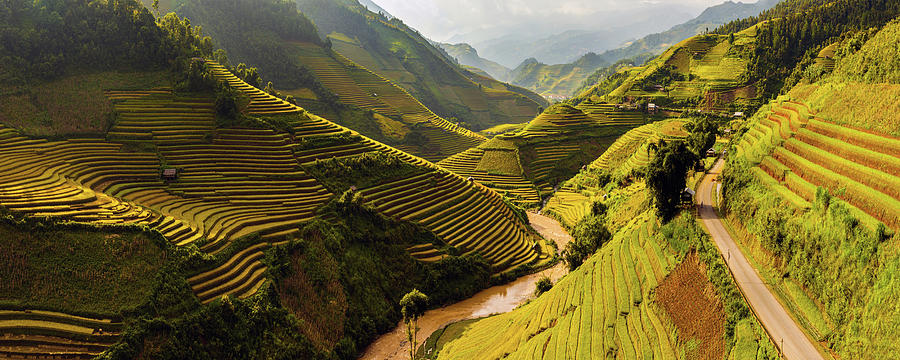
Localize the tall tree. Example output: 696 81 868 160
400 289 429 360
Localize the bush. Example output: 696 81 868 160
534 276 552 296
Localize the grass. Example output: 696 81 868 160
0 71 170 137
0 219 167 317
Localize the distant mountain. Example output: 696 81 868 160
470 5 696 68
438 43 512 81
507 0 781 97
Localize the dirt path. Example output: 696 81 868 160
358 213 571 360
697 159 824 360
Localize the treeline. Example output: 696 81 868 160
0 0 212 83
718 0 900 96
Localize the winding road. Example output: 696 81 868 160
697 159 825 360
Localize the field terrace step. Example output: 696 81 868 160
188 241 289 304
359 170 545 273
740 100 900 229
0 310 121 359
106 92 215 144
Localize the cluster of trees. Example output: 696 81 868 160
0 0 217 84
563 202 611 271
646 117 717 220
175 0 336 96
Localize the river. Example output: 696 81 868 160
359 212 573 360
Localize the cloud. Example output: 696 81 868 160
372 0 726 41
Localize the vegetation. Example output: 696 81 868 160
0 212 168 317
721 21 900 356
295 0 544 131
401 289 429 360
562 203 611 271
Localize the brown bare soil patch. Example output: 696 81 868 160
656 252 726 360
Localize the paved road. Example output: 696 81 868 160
697 159 825 360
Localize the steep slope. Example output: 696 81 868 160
431 187 777 359
722 18 900 358
167 0 486 162
506 0 780 98
575 25 761 112
295 0 545 131
544 119 690 228
438 104 646 208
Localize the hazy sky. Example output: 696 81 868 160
372 0 730 42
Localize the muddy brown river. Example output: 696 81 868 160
359 212 573 360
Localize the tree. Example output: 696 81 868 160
646 140 698 221
152 0 159 18
400 289 428 360
684 116 719 161
563 212 611 270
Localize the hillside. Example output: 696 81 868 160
427 184 777 359
438 103 648 208
721 18 900 358
575 26 761 113
0 2 554 358
438 43 512 82
160 0 486 162
294 0 546 131
544 118 691 228
505 0 779 98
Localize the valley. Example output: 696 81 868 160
0 0 898 359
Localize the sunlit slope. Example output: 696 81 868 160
295 0 545 130
0 63 551 310
542 119 689 228
209 63 553 272
576 25 760 112
0 310 122 359
437 211 680 359
289 42 485 162
437 104 645 207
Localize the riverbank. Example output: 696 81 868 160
358 213 572 360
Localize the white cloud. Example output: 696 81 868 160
372 0 727 41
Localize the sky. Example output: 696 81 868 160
371 0 732 43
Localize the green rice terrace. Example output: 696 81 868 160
0 62 552 358
288 42 487 162
577 25 760 112
4 0 900 359
438 103 647 207
545 119 691 228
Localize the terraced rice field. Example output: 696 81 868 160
576 102 646 127
210 65 549 270
1 62 548 317
107 91 215 144
292 43 484 161
594 120 688 178
358 171 552 272
436 211 680 359
542 187 592 228
517 111 598 139
189 241 289 304
735 97 900 229
0 126 161 227
0 310 121 359
438 147 541 207
207 63 302 115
